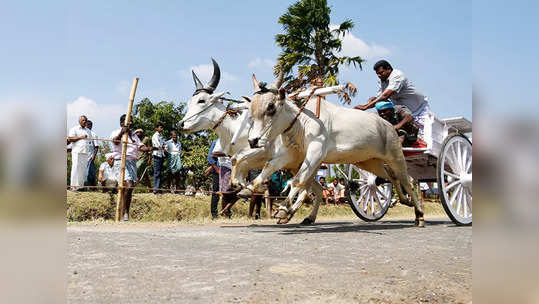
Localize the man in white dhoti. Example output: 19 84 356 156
68 115 93 191
355 60 432 138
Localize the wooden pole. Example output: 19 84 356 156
265 190 272 219
115 77 139 221
315 96 321 118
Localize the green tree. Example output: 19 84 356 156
275 0 363 102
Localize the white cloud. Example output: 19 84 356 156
66 96 124 136
179 64 238 82
248 58 275 69
330 25 390 60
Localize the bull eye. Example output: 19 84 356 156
197 99 205 104
266 103 276 116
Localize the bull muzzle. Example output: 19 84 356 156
177 121 186 133
248 138 259 149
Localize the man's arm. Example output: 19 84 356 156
393 110 414 130
98 169 104 183
354 89 395 110
139 145 156 152
67 134 87 143
90 146 98 161
112 127 129 142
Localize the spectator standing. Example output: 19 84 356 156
165 131 183 193
67 115 92 191
247 169 263 219
135 129 152 187
84 120 99 187
204 139 220 219
215 145 237 218
151 123 166 194
110 114 155 221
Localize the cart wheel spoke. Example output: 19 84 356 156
462 190 468 218
362 192 370 212
444 170 459 179
465 188 472 212
448 184 462 207
445 180 460 191
465 157 472 173
456 188 463 216
373 191 383 210
370 192 376 214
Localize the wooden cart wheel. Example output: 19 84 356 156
437 133 472 225
346 165 393 221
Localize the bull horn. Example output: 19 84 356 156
192 70 204 90
271 69 284 89
252 74 260 92
206 58 221 92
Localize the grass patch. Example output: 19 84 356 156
66 191 447 223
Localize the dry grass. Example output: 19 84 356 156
66 191 447 223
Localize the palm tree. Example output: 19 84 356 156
275 0 363 103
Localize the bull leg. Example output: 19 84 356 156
301 180 323 225
237 150 293 198
354 159 414 212
276 141 326 223
231 148 267 189
386 158 424 227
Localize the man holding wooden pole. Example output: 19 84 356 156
110 77 157 221
110 113 156 221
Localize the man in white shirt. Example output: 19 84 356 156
98 153 117 192
84 120 99 187
110 114 156 220
152 123 166 194
355 60 432 138
67 115 92 191
165 131 182 193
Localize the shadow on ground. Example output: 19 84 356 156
220 220 460 235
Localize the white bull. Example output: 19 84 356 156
177 59 325 224
246 74 425 227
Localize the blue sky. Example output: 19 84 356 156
1 1 472 138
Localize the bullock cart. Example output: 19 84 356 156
344 116 472 225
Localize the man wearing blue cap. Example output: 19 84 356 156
375 101 419 147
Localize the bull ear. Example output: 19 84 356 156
209 91 227 102
252 74 260 92
242 96 251 103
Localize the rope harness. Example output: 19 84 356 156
211 102 240 130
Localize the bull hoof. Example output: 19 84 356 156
277 217 290 224
275 209 288 219
400 200 414 207
237 188 253 198
301 218 314 225
415 218 426 228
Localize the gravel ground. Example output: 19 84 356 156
68 219 471 303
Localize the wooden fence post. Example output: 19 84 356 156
115 77 139 221
265 190 272 219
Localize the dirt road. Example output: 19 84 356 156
68 219 471 303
